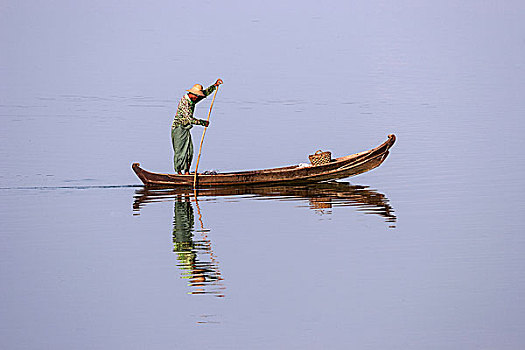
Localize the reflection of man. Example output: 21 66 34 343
171 195 223 296
172 195 196 271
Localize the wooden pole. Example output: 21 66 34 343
193 85 219 188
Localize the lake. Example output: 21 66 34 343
1 1 524 349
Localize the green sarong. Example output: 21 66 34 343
171 124 194 173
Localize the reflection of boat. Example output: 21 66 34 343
133 182 396 224
134 182 396 297
132 134 396 187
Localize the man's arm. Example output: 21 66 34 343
202 78 223 97
192 119 209 127
202 84 216 97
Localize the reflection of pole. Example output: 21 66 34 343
194 191 205 231
193 192 225 297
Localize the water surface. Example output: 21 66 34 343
1 1 525 349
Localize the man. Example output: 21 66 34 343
171 79 223 174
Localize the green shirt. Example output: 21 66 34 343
171 84 216 128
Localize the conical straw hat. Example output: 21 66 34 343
186 84 205 97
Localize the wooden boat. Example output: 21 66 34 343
132 134 396 187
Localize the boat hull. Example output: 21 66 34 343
132 134 396 188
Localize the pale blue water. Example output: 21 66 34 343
1 1 525 349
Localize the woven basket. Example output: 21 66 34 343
308 150 332 166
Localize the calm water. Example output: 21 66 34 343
2 1 525 349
